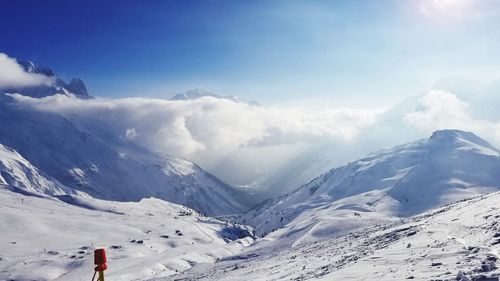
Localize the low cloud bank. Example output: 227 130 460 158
6 82 500 192
9 93 381 159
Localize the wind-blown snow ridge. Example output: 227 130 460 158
428 129 500 156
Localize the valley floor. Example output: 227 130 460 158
155 192 500 281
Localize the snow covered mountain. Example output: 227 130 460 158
0 143 77 196
169 191 500 281
0 93 249 217
171 89 243 103
0 60 90 99
170 89 261 106
241 130 500 239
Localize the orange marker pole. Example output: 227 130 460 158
93 248 107 281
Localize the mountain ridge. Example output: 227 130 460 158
240 129 500 239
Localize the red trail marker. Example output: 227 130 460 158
92 248 107 281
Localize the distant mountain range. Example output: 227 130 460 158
171 89 242 103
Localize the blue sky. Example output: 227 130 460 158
1 0 500 105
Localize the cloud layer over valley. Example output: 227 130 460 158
3 52 500 197
6 84 500 197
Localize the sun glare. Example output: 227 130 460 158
420 0 471 19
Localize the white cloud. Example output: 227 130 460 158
0 53 54 88
8 87 500 189
8 94 382 183
404 89 500 144
404 89 471 130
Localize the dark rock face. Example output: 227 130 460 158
66 78 88 97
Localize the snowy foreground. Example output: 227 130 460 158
0 186 253 281
155 192 500 281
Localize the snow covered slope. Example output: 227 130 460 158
0 94 249 216
241 130 500 239
171 89 243 103
0 60 91 99
0 186 254 281
0 143 76 196
168 192 500 281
